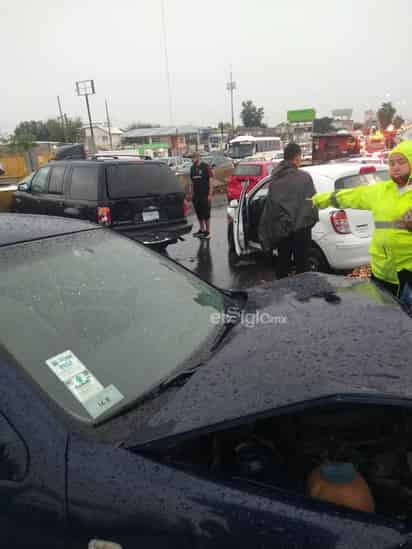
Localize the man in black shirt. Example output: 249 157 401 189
189 152 213 239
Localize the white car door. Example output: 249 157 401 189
233 179 250 256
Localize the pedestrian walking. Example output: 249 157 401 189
312 140 412 303
189 152 213 239
258 143 319 278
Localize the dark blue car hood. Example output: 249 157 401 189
124 273 412 447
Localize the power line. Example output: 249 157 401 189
161 0 173 126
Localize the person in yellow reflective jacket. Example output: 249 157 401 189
312 140 412 302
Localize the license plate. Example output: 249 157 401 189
142 210 159 222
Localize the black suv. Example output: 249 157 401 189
11 158 192 249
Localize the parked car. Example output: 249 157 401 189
11 158 191 250
227 163 389 272
227 161 278 201
0 213 411 548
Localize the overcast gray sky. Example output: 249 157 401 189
1 0 411 131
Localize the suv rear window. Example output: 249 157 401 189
234 164 262 177
107 164 182 198
70 166 99 200
335 170 388 190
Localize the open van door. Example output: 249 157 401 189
233 179 250 256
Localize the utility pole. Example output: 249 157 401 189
161 0 173 126
57 95 67 142
105 99 113 149
226 69 236 133
76 80 96 152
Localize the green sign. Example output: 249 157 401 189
287 109 316 123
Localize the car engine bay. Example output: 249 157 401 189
161 403 412 521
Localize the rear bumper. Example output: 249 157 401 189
319 234 371 270
112 220 192 246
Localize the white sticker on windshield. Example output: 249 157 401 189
46 351 124 419
46 350 103 404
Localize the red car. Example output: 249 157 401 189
226 161 277 201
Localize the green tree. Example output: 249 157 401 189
240 100 265 128
393 115 405 130
46 117 83 142
313 117 336 133
14 120 49 141
14 117 83 143
377 102 396 130
6 133 36 153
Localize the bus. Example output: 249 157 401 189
228 135 282 160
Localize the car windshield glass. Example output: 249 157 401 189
234 164 262 176
0 230 226 423
230 143 254 159
335 170 389 190
107 163 182 198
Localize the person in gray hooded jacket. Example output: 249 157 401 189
258 143 318 278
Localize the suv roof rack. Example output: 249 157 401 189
90 154 153 161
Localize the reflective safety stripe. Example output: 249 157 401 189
375 221 408 230
330 192 339 208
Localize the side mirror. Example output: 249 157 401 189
229 199 239 208
18 183 30 192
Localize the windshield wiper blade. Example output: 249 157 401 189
211 308 241 351
157 367 198 393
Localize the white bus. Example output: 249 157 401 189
228 135 282 160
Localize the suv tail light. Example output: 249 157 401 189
183 198 189 217
97 207 112 226
330 210 351 234
359 166 376 175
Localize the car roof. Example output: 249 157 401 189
237 160 274 166
0 214 100 247
303 162 388 180
49 159 162 167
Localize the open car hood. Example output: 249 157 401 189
125 273 412 447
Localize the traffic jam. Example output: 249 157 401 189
1 3 412 547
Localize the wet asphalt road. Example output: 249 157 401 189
167 203 279 290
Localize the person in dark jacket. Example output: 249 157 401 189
258 142 318 278
189 152 213 239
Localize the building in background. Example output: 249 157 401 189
122 126 201 156
84 124 123 150
332 109 354 132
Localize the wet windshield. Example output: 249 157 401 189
0 230 226 422
230 143 254 159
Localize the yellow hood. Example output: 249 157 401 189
389 140 412 171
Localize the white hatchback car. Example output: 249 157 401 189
227 163 389 272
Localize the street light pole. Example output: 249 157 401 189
105 99 113 149
226 69 236 133
85 94 95 150
57 95 67 142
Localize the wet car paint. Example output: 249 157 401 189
121 273 412 446
1 214 412 548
